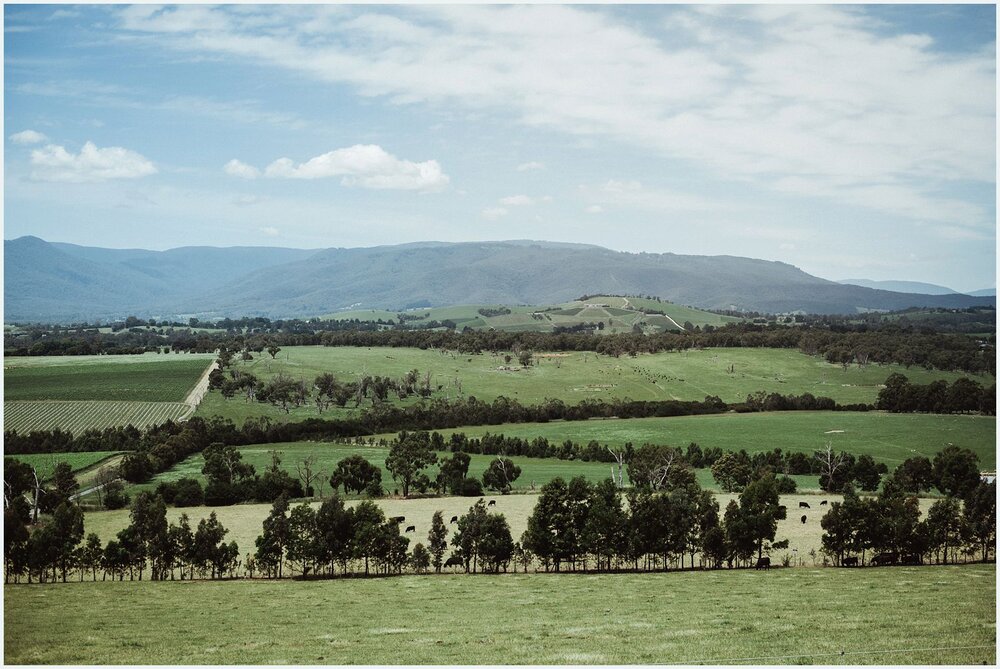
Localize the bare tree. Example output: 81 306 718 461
607 446 627 488
814 441 849 487
295 455 324 498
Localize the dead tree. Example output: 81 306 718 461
607 446 627 488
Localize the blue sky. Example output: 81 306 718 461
4 4 996 291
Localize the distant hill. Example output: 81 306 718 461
4 237 994 322
967 288 997 297
837 278 960 295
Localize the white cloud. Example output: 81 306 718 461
499 194 533 206
9 129 48 145
481 207 508 220
224 159 260 179
30 141 157 182
259 226 279 237
261 144 449 191
585 205 604 214
516 161 544 172
114 5 994 224
582 179 728 213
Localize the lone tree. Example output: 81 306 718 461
385 431 438 498
428 511 448 573
482 457 522 494
329 455 382 496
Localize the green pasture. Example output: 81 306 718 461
4 355 212 402
6 564 993 664
194 345 989 424
4 451 122 481
81 492 936 567
373 411 996 470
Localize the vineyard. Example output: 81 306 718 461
4 401 190 434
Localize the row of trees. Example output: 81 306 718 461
4 494 238 583
877 374 995 415
821 480 995 565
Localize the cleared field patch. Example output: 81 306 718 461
4 450 122 481
194 346 989 425
4 356 212 402
6 564 993 664
4 400 190 434
376 411 996 470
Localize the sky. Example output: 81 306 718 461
4 4 996 292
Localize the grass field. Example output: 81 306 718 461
322 296 742 333
4 451 122 481
81 492 936 568
5 564 993 664
4 355 212 402
194 345 989 424
369 411 996 470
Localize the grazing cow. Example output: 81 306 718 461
871 551 899 566
390 516 405 523
450 516 458 524
444 555 463 568
488 500 496 507
755 557 771 570
901 553 922 565
799 501 810 509
405 525 416 533
820 500 828 506
800 515 807 524
842 556 859 567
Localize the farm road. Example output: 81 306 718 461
181 361 218 419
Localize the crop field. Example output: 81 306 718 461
3 353 212 433
81 492 936 567
4 354 212 402
371 411 996 470
194 345 988 424
3 400 191 434
5 451 122 481
125 441 818 499
6 564 993 664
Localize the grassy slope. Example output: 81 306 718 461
4 356 212 402
194 346 990 424
370 411 996 470
6 564 993 664
5 451 122 481
82 493 936 569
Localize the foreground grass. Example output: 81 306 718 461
194 346 988 424
5 564 994 664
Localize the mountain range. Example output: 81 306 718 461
837 278 995 297
4 236 994 322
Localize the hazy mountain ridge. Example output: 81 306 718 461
4 237 994 322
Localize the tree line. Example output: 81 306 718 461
8 318 995 375
876 373 995 415
9 470 991 585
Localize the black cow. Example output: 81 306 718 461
390 516 405 523
901 553 922 565
800 514 807 524
405 525 416 533
841 556 859 567
871 551 899 566
755 557 771 570
450 516 458 524
488 500 496 507
799 501 811 509
444 555 463 568
820 500 828 506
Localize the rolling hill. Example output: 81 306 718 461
4 237 993 322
